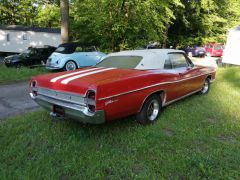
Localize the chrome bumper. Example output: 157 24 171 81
45 66 62 70
30 93 105 124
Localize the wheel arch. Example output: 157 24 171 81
206 75 212 81
64 59 79 69
138 90 166 113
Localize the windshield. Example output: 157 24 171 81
214 45 223 50
95 56 142 69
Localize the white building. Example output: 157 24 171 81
0 25 61 53
222 25 240 66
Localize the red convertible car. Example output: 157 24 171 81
30 49 216 124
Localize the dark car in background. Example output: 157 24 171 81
185 46 206 57
4 45 56 68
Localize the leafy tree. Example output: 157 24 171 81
35 4 60 28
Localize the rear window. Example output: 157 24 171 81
95 56 142 69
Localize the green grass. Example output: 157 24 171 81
0 65 48 84
0 67 240 179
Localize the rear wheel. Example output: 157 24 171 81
64 60 77 71
136 94 161 125
199 78 210 94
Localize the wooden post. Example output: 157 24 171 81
60 0 69 43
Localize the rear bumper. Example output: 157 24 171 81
30 93 105 124
45 65 62 70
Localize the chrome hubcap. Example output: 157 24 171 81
66 62 76 71
147 99 159 121
201 80 209 93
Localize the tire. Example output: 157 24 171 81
136 94 162 125
199 78 210 94
64 60 77 71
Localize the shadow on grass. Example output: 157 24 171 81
221 67 240 88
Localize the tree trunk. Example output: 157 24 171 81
162 24 170 48
60 0 69 43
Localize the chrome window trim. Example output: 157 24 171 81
98 71 215 101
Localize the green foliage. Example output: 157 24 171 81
168 0 240 47
35 4 60 28
0 65 47 84
71 0 183 51
0 0 240 50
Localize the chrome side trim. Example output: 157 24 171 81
98 71 215 100
162 89 201 107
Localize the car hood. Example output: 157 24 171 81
5 54 20 61
32 67 151 96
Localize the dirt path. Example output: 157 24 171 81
0 81 39 120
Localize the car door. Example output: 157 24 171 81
41 48 51 64
26 49 39 66
82 46 101 66
73 46 90 67
168 53 200 97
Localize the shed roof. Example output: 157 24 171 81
0 25 60 34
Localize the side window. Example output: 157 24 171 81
22 34 28 40
41 48 50 54
6 33 10 41
84 46 96 52
75 46 83 52
164 58 172 69
168 53 188 68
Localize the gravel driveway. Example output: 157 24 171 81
0 81 39 120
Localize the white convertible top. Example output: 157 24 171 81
107 49 185 70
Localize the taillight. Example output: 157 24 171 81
31 80 38 97
31 80 37 88
86 90 96 113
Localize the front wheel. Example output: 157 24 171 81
64 60 77 71
136 95 161 125
199 78 210 94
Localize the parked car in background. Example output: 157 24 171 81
137 42 162 49
205 43 224 57
186 46 206 57
46 43 106 71
30 49 216 125
4 45 56 68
